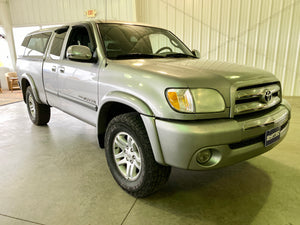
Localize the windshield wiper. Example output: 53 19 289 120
115 53 165 59
164 53 196 58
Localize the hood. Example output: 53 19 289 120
111 58 278 89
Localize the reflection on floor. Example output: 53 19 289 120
0 97 299 225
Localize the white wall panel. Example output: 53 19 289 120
136 0 300 96
9 0 136 27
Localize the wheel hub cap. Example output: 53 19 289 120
28 94 36 119
113 132 141 181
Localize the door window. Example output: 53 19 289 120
50 29 67 60
24 32 51 57
65 26 93 57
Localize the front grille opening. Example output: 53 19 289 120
229 135 264 149
235 92 279 105
234 82 281 116
236 97 260 104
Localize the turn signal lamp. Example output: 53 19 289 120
166 89 194 112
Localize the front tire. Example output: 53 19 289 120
104 112 171 198
25 86 50 125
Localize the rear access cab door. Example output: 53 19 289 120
43 26 68 106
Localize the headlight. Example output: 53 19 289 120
166 88 225 113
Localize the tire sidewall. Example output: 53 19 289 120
25 86 38 124
105 121 147 192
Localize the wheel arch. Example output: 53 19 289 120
97 91 153 147
20 74 42 104
97 92 166 165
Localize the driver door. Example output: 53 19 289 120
58 24 99 126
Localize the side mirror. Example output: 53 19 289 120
66 45 92 61
192 49 201 58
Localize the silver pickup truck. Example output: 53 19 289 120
17 20 291 197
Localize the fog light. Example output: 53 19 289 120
196 149 212 164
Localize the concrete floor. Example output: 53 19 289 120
0 97 299 225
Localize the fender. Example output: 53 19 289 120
20 73 42 104
99 91 154 116
97 91 166 165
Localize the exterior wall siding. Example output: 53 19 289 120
136 0 300 96
9 0 136 27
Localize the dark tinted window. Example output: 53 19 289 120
50 30 67 60
65 26 92 55
24 32 51 57
98 23 193 59
21 36 30 47
19 36 31 57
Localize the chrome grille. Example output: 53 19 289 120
234 83 281 115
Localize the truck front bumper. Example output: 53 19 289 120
155 100 291 170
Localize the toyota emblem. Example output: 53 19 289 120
264 90 272 103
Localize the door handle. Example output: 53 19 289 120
51 66 56 72
59 67 65 73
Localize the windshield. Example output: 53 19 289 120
98 23 195 60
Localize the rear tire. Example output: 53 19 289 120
104 112 171 198
25 86 50 125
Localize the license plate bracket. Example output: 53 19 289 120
265 126 281 147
